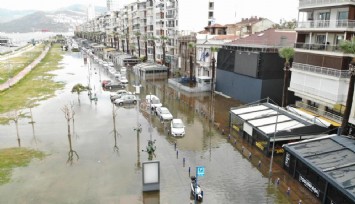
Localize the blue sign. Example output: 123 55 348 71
196 166 205 177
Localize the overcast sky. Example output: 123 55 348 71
0 0 299 24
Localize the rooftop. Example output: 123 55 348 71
227 28 296 48
284 135 355 201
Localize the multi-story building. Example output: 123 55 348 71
77 0 220 75
290 0 355 127
107 0 120 12
225 16 275 37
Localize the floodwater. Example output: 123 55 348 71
0 51 308 203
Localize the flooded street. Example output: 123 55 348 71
0 51 307 203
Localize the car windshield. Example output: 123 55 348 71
173 122 184 128
161 109 170 114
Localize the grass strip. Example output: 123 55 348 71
0 147 45 185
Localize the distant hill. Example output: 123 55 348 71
0 4 107 33
0 8 36 23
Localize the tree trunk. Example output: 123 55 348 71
122 40 125 52
145 41 148 61
162 43 166 65
126 38 129 54
189 54 193 87
153 42 156 62
282 63 290 107
137 37 141 58
341 73 355 135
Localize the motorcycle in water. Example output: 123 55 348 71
190 176 203 202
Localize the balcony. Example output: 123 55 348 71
289 82 347 104
295 101 342 123
167 3 176 9
292 62 350 78
296 20 355 31
166 14 175 19
299 0 355 9
294 42 341 52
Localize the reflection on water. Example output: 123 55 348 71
143 191 160 204
0 51 300 204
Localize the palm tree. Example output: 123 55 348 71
135 32 141 58
278 47 295 107
210 47 219 93
150 36 158 62
71 83 89 104
339 37 355 135
125 33 130 54
143 34 148 62
120 34 125 52
160 35 168 65
188 42 196 87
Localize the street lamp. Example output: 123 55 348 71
269 107 280 178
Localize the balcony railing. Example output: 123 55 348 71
289 82 347 104
294 42 342 52
296 20 355 29
295 101 343 123
299 0 355 8
292 62 350 78
166 14 175 19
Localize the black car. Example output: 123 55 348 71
104 82 126 89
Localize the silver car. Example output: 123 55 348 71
156 107 173 121
113 94 137 106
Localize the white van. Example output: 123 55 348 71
145 95 162 111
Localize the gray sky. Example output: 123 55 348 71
0 0 299 24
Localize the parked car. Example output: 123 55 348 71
156 107 173 121
101 80 111 87
113 94 137 106
145 95 162 111
170 119 185 137
110 90 132 101
104 81 126 89
120 76 129 85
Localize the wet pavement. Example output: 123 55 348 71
0 51 319 204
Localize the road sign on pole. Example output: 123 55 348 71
196 166 205 177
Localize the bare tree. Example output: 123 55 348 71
61 105 79 165
111 103 119 153
8 110 22 147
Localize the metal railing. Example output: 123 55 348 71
289 82 347 104
299 0 355 7
294 42 343 52
296 20 355 29
295 101 343 122
292 63 350 78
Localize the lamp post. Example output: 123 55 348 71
269 107 280 178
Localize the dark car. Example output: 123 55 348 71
101 80 111 88
104 82 126 89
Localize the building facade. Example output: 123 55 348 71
290 0 355 128
76 0 217 76
216 29 297 105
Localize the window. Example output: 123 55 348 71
338 11 348 20
337 11 349 27
315 35 326 44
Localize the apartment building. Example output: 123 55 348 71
76 0 216 75
290 0 355 128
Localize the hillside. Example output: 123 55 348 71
0 5 106 33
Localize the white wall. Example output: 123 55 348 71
290 70 349 106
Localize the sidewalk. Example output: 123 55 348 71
0 46 50 91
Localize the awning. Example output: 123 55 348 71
104 48 116 52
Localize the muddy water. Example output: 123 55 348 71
0 52 292 203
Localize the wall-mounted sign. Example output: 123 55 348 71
299 174 320 198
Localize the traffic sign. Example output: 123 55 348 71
196 166 205 177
